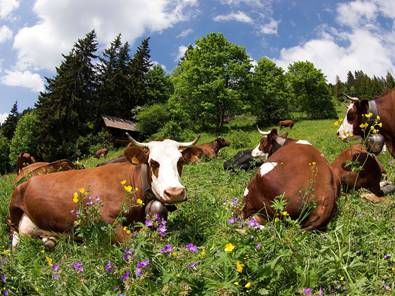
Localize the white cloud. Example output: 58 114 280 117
0 0 19 19
219 0 269 9
0 25 12 43
0 113 8 124
177 28 193 38
260 19 278 35
13 0 198 71
1 70 44 92
152 60 168 72
214 10 253 23
275 0 395 84
175 45 188 61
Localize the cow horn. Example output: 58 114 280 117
177 134 200 148
343 94 360 102
125 132 149 148
257 126 270 135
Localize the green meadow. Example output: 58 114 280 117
0 118 394 295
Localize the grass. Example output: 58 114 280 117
0 117 394 295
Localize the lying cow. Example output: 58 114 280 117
223 149 263 172
242 142 338 230
94 148 109 159
184 137 230 162
16 151 36 174
9 134 199 250
279 120 295 129
337 89 395 157
331 144 386 197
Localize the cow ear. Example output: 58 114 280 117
270 129 278 136
356 100 369 114
124 147 148 165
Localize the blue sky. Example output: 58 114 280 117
1 0 395 121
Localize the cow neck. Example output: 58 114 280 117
275 136 286 146
140 163 156 203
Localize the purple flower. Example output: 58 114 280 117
71 261 84 273
247 217 262 229
135 267 143 277
123 248 133 262
384 254 391 260
52 264 60 272
255 243 262 250
105 261 113 272
120 271 129 281
187 262 198 270
137 259 150 269
2 289 9 296
157 223 167 237
303 288 312 295
227 216 238 224
160 244 173 254
185 243 198 253
145 219 153 227
0 274 5 283
52 273 60 281
155 213 162 221
319 287 324 296
231 198 238 207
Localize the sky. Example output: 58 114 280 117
0 0 395 123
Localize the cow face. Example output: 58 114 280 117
251 129 281 158
216 137 231 148
124 138 198 204
337 100 369 140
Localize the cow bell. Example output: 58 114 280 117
365 134 385 154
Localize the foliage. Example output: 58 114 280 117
170 32 253 131
8 111 39 167
0 102 19 140
74 130 113 159
136 103 169 136
0 135 10 174
286 61 337 119
252 57 289 125
145 64 173 105
154 121 196 141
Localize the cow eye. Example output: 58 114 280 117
150 160 160 169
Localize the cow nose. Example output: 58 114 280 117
164 187 186 202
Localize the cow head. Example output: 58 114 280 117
124 134 199 204
251 128 286 158
215 137 231 148
336 95 370 140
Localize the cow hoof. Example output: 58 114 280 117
42 237 57 250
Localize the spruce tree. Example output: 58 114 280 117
1 102 19 140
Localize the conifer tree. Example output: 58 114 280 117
1 102 19 140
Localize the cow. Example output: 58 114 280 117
9 134 199 250
223 149 263 172
16 152 36 174
242 142 338 230
337 90 395 157
331 144 386 197
97 155 127 167
279 120 295 129
184 137 230 163
94 148 109 159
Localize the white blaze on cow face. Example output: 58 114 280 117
259 162 278 176
337 103 355 140
296 140 311 145
251 143 268 159
147 140 186 204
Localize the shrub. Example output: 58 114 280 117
75 130 113 159
227 130 252 149
154 121 195 141
136 103 169 136
0 135 10 174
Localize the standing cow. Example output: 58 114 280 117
337 89 395 157
16 152 36 174
279 120 295 129
9 135 199 250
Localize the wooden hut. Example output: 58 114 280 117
101 115 139 145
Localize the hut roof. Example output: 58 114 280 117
102 115 138 132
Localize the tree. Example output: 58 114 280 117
385 72 395 90
286 61 336 119
334 75 345 101
252 57 289 125
145 64 173 105
1 102 19 140
34 31 98 161
170 33 253 131
0 135 10 174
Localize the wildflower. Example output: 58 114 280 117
274 217 280 223
319 287 324 296
187 262 198 270
121 271 129 281
255 243 262 250
303 288 312 295
124 185 133 193
137 259 150 268
160 244 173 254
171 252 177 257
245 281 251 289
231 198 238 207
224 243 235 253
384 254 391 260
236 260 244 273
72 192 79 203
136 198 143 206
199 249 206 258
45 256 53 266
71 261 84 273
364 112 373 118
234 282 239 286
186 243 198 253
52 264 60 272
145 219 153 227
105 261 113 273
377 122 383 127
158 222 167 237
227 216 238 224
2 289 9 296
247 217 262 229
384 284 391 291
123 248 133 262
359 123 369 128
281 211 289 217
79 188 86 194
120 180 127 185
334 120 340 127
123 226 131 235
135 267 143 277
0 275 5 283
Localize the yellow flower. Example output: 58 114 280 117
79 188 86 194
224 243 235 253
376 115 380 120
124 185 133 193
281 211 289 217
245 281 252 289
72 192 79 203
171 252 177 257
45 256 53 266
2 249 10 256
274 217 280 223
234 282 239 286
123 226 131 235
120 180 127 185
236 260 244 273
199 249 206 258
334 120 340 127
136 198 143 206
359 123 369 128
364 112 373 118
377 122 383 127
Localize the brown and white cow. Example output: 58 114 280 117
331 144 385 197
243 142 338 230
251 127 311 158
9 135 199 249
337 89 395 157
16 152 36 174
184 137 230 162
279 119 295 129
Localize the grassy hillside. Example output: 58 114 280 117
0 118 394 295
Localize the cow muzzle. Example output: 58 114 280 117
163 187 186 204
